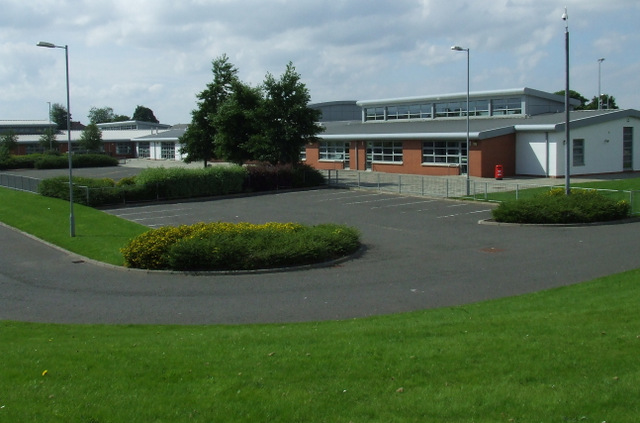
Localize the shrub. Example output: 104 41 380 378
121 222 360 271
244 162 325 192
38 176 117 206
492 188 631 224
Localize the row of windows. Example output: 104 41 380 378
364 97 522 121
317 141 467 165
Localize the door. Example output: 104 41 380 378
623 127 633 171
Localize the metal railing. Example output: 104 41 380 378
323 169 640 215
0 173 41 193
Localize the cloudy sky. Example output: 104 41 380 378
1 0 638 125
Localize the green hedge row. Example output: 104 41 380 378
121 222 361 271
0 154 119 170
37 163 326 206
492 188 631 224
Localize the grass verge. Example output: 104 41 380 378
1 270 639 422
0 187 147 265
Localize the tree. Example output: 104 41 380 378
180 54 238 167
50 103 71 130
213 80 263 165
0 131 19 159
584 94 618 110
554 90 589 110
38 128 59 153
113 114 131 122
78 123 102 152
132 105 159 123
88 106 116 124
252 62 323 164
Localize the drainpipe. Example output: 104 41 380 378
545 132 549 178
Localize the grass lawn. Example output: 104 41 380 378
1 186 639 421
0 187 148 265
1 271 639 422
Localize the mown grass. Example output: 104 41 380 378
1 270 639 422
1 185 639 421
0 187 148 265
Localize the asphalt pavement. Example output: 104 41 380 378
1 170 639 324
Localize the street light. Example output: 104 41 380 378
562 8 571 196
597 58 605 110
37 41 75 236
451 45 470 195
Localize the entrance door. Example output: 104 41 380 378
365 142 373 170
623 127 633 171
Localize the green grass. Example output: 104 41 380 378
1 271 639 422
0 187 148 265
1 185 639 421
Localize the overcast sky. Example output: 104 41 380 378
1 0 638 125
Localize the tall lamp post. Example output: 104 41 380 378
451 45 470 195
562 8 571 196
37 41 75 237
597 58 605 110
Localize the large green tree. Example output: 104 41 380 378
78 123 102 152
88 106 116 124
180 55 238 167
253 62 323 164
584 94 618 110
213 80 263 165
132 105 159 123
50 103 71 130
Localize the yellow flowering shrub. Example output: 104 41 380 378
121 221 359 271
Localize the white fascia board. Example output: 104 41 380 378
320 132 480 141
513 124 559 132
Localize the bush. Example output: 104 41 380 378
38 176 117 206
121 222 361 271
492 188 631 224
0 155 40 170
244 163 325 192
135 166 247 200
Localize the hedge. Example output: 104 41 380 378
121 222 361 271
492 188 631 224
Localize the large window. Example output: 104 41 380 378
368 141 403 163
365 107 385 121
161 142 175 159
573 139 585 167
422 141 467 164
116 142 132 155
492 98 522 115
138 142 150 158
319 141 350 161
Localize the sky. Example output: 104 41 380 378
1 0 639 125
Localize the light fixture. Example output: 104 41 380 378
37 41 75 236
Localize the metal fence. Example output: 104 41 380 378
0 173 41 193
323 169 640 215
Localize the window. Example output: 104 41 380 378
138 142 150 158
623 127 633 170
161 142 175 159
319 141 350 161
368 141 403 163
116 142 132 155
422 141 466 164
469 100 489 116
365 107 385 121
435 102 464 118
573 139 585 167
492 97 522 115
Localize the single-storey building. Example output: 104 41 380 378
5 87 639 178
306 88 640 178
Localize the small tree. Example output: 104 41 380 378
0 131 19 159
79 123 103 153
50 103 71 130
132 105 159 123
88 106 116 124
38 128 59 153
584 94 618 110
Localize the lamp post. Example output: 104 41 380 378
597 58 605 110
37 41 75 237
451 45 470 195
562 8 571 196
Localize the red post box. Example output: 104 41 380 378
494 164 504 180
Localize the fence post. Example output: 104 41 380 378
421 176 424 196
377 173 380 191
516 184 519 200
398 175 402 193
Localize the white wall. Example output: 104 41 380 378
518 116 640 177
